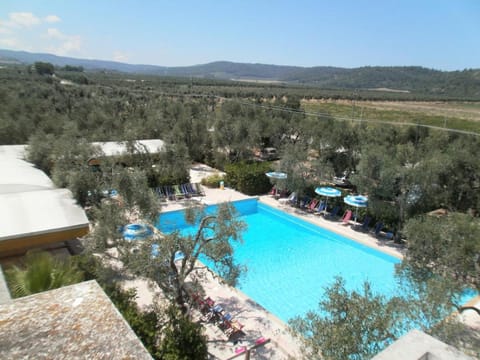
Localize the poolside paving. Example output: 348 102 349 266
154 164 408 359
127 163 479 359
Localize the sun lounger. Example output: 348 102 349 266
193 183 205 196
373 221 384 236
217 312 233 330
154 187 167 201
306 198 319 212
163 185 175 200
225 320 244 338
172 184 187 200
180 183 192 197
359 216 371 231
298 196 310 209
202 303 224 323
340 210 353 225
226 337 271 360
279 191 297 206
313 200 326 215
325 205 340 219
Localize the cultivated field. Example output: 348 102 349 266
302 99 480 134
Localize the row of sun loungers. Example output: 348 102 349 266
192 294 246 340
155 183 205 201
276 191 394 237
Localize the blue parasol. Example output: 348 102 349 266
315 186 341 212
122 223 153 241
343 195 368 222
265 171 287 180
266 171 288 196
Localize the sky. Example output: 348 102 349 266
0 0 479 70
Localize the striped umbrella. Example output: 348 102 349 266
265 171 287 180
344 195 368 222
315 186 341 211
122 223 153 241
266 171 288 196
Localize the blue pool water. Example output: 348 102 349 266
157 199 471 323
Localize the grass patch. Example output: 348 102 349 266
302 100 480 134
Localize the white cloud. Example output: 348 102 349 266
0 25 12 35
46 27 64 39
0 38 19 47
44 28 82 54
0 12 81 56
113 51 129 62
59 35 82 53
8 12 41 27
44 15 61 23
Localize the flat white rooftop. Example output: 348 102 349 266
372 329 474 360
0 188 88 242
0 145 89 253
92 139 165 157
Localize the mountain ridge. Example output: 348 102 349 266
1 48 479 97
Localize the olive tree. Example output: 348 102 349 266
121 202 246 311
290 271 472 360
85 169 246 312
403 213 480 291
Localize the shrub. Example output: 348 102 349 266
201 173 225 188
102 284 160 358
159 304 208 360
5 250 84 298
225 161 272 195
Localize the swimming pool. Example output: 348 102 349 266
158 198 404 322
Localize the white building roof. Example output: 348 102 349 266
1 156 54 194
92 139 165 157
372 329 474 360
0 145 88 245
0 188 88 242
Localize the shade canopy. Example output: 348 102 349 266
344 195 368 208
265 171 287 180
315 186 341 198
344 195 368 222
123 223 153 240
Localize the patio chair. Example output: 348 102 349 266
340 210 353 225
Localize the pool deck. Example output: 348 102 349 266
154 168 410 359
134 164 479 359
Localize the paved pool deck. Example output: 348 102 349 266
129 164 479 359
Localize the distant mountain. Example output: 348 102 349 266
1 48 479 97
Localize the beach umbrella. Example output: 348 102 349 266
266 171 287 196
265 171 287 180
343 195 368 222
315 186 341 211
122 223 153 241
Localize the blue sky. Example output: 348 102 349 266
1 0 479 70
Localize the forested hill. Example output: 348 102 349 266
1 48 480 98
